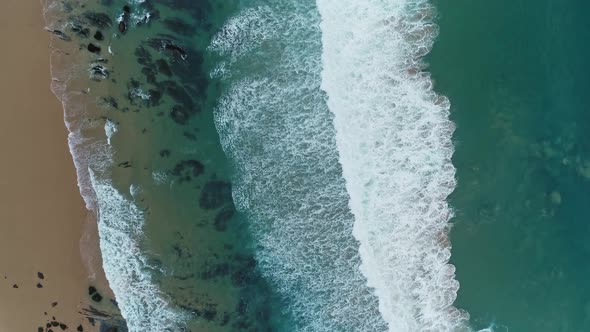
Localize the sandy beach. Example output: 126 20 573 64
0 0 113 330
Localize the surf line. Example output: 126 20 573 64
316 1 470 331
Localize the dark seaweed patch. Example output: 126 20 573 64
170 105 190 125
162 17 194 36
159 149 171 158
155 59 172 76
166 83 194 109
214 206 235 232
201 262 230 280
83 12 112 29
230 255 256 286
141 66 157 85
199 181 232 210
134 46 152 66
147 89 162 106
183 132 197 141
172 160 204 182
159 0 211 21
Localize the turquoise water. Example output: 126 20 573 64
43 0 590 331
430 0 590 330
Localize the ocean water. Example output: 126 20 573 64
429 0 590 331
41 0 590 331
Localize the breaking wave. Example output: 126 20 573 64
212 2 387 331
317 0 469 331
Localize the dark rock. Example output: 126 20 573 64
12 284 17 288
59 323 68 330
148 38 187 60
101 97 118 109
118 21 126 33
51 301 58 307
88 286 97 295
92 293 103 302
83 12 112 29
49 29 71 41
94 30 104 41
36 283 43 288
87 43 101 54
118 161 131 169
214 206 235 232
47 323 52 328
48 329 54 332
199 181 232 210
164 42 187 60
37 271 44 279
123 5 131 13
51 321 59 327
90 64 109 80
77 324 84 331
71 24 90 38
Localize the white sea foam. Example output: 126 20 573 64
90 171 185 331
151 170 170 185
317 0 469 331
104 119 117 146
213 2 388 331
130 87 151 100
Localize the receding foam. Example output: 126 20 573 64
90 171 185 331
317 0 469 331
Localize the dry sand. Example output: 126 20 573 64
0 0 112 330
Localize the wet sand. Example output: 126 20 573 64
0 0 112 330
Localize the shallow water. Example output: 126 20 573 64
44 0 284 330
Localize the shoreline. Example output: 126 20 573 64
0 0 115 331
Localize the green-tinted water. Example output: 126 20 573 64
46 0 287 330
430 0 590 330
